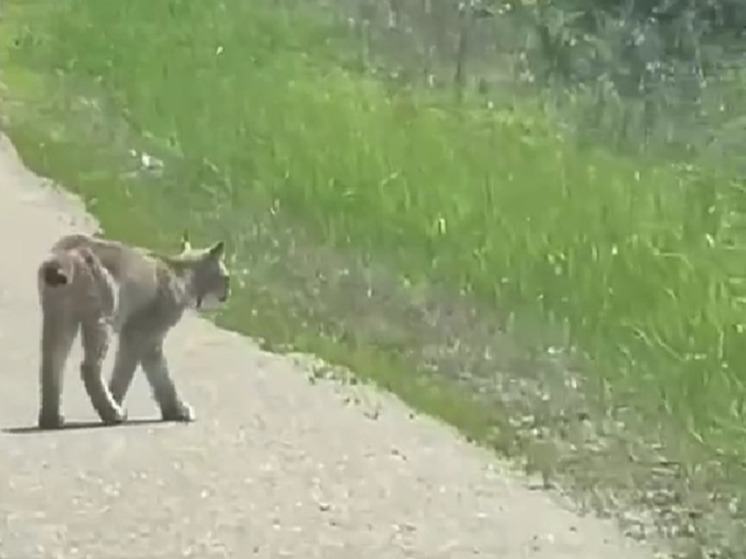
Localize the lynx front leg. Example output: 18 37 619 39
79 316 127 425
140 343 195 422
38 309 79 430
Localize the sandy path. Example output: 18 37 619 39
0 132 657 558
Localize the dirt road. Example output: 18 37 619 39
0 132 658 558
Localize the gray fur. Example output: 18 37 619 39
36 232 230 429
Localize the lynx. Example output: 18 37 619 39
36 232 230 429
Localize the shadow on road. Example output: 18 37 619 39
2 417 170 435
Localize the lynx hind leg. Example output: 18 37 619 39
108 329 141 406
38 305 79 430
140 344 195 422
79 315 127 425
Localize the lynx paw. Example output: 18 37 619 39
38 410 65 430
100 407 128 426
161 401 196 423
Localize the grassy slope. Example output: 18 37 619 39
0 0 508 458
2 0 746 553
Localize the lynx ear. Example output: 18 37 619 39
180 230 192 253
208 240 225 258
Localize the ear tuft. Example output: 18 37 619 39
209 240 225 258
180 230 192 253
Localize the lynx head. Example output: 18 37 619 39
174 231 230 309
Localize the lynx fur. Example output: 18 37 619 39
36 231 230 429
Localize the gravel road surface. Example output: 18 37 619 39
0 133 658 558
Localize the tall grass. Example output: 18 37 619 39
7 0 746 467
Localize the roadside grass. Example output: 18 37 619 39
2 0 746 554
0 0 515 454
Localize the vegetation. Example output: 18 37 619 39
2 0 746 555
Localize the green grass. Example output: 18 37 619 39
2 0 746 553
